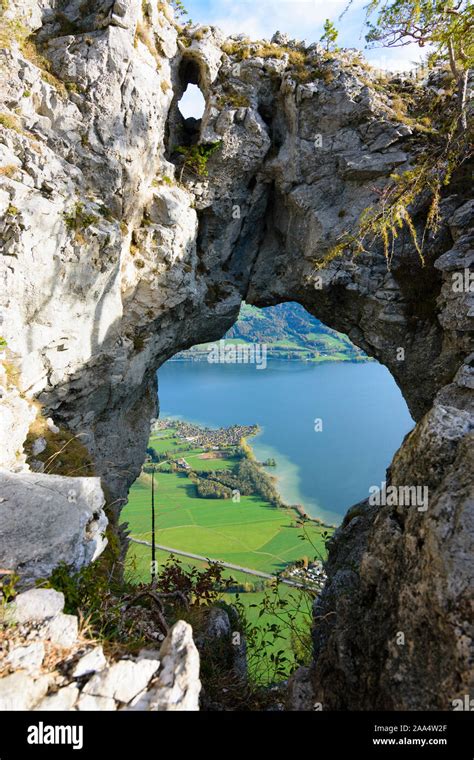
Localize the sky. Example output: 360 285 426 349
181 0 426 69
177 0 426 117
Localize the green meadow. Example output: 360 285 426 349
122 436 328 576
122 427 329 681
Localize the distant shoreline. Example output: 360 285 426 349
169 352 372 365
158 418 336 533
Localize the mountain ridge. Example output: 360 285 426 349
175 302 369 362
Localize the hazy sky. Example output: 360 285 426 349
177 0 426 117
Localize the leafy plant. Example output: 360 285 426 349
155 555 231 605
344 0 473 130
320 18 339 52
175 141 222 179
0 571 19 606
170 0 189 19
233 580 317 685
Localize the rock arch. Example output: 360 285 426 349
0 1 472 710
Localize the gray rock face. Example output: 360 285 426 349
286 666 317 711
40 613 79 648
0 672 51 710
35 684 80 711
0 471 108 582
0 1 472 709
81 657 161 704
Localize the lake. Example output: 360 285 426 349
157 360 414 525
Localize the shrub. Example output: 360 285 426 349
175 141 222 179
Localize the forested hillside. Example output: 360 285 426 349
177 302 368 362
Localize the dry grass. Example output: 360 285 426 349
19 36 67 96
0 15 26 50
0 612 99 680
24 412 95 477
134 21 161 67
0 112 23 134
218 89 250 109
221 40 251 60
0 13 67 97
221 40 335 86
0 164 18 178
193 27 209 42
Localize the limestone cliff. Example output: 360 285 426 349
0 0 472 710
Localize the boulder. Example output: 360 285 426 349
8 588 64 624
0 472 108 583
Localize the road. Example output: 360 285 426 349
129 538 314 589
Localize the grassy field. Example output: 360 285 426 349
122 440 327 576
122 427 328 682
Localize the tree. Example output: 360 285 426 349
320 19 339 52
170 0 188 19
318 0 473 271
346 1 473 130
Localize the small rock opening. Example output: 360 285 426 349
167 57 206 152
177 84 205 145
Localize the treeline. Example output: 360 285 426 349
194 478 233 499
226 579 275 593
191 458 282 507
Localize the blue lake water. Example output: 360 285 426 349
157 360 414 525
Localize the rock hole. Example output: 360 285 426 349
166 57 207 160
177 84 205 147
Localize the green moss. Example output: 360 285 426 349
218 90 250 109
64 201 99 232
